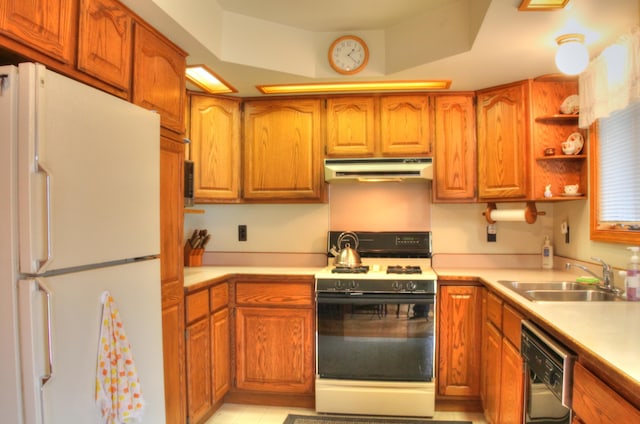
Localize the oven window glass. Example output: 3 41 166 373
317 298 434 382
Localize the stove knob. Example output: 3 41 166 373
335 280 343 290
392 281 402 291
406 281 417 291
349 280 358 290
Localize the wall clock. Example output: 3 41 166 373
328 35 369 75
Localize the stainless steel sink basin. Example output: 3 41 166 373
497 280 621 302
523 289 619 302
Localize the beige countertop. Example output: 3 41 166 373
183 265 640 395
184 266 320 288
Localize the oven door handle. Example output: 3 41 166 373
317 293 434 305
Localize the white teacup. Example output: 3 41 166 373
562 140 578 155
564 184 579 195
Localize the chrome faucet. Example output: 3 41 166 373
565 257 617 292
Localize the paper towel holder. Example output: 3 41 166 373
483 202 546 224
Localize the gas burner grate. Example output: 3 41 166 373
387 265 422 275
331 265 370 274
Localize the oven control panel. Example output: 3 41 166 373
316 278 436 294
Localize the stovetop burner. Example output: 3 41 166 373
387 265 422 274
332 265 370 274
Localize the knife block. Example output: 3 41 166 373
184 243 204 267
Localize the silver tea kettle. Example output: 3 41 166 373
329 231 362 268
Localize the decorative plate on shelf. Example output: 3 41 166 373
562 132 584 155
560 193 584 197
560 94 580 114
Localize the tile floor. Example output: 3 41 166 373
205 403 488 424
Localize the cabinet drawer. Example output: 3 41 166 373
486 291 503 328
236 282 312 306
186 290 209 324
210 282 229 312
502 304 523 349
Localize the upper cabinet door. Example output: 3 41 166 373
132 23 187 134
77 0 132 93
243 99 324 202
433 95 477 202
326 97 376 157
476 81 531 200
379 95 433 156
189 95 241 202
0 0 77 64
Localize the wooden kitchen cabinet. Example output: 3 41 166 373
0 0 77 64
481 291 524 424
379 95 433 156
242 99 325 202
433 94 477 202
185 289 213 424
476 80 531 200
210 282 230 403
77 0 132 94
160 135 187 424
132 22 187 134
325 96 377 156
233 277 315 399
184 281 230 424
572 362 640 424
189 94 241 202
437 283 483 398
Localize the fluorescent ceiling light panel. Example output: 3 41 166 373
257 80 451 95
186 64 236 94
518 0 570 11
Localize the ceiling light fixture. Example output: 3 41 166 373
186 64 236 94
555 34 589 75
518 0 570 11
256 80 451 95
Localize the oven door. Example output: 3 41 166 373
316 292 435 382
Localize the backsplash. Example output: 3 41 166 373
328 182 431 231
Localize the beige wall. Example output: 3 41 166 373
185 182 630 271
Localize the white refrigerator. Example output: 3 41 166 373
0 63 167 423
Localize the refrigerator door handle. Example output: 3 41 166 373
18 63 52 274
19 279 54 424
39 279 54 386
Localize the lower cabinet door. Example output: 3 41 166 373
235 307 314 394
211 307 230 401
499 338 524 423
186 318 212 423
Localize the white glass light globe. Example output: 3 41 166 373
555 35 589 75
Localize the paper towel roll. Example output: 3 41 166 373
489 209 527 222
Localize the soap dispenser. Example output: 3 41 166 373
542 236 554 269
626 246 640 301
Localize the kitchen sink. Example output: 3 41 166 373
497 280 621 302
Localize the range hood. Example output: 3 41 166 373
324 158 433 183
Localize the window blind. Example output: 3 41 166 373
598 100 640 223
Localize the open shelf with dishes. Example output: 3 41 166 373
531 76 587 201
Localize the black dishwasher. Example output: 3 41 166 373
521 320 576 424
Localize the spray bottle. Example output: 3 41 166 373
626 246 640 301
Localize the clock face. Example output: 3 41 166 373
329 35 369 75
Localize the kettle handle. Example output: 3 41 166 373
337 231 359 250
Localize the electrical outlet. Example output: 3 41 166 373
238 225 247 241
487 224 497 242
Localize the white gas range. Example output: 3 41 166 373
314 231 437 418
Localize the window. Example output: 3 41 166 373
590 100 640 243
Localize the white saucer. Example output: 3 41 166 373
560 192 583 197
